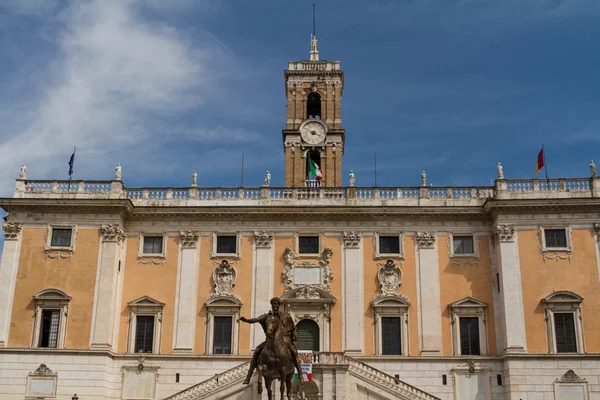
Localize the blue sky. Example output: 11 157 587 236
1 0 600 251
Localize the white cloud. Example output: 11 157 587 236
0 0 255 194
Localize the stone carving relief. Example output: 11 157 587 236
32 364 55 376
373 259 407 303
342 231 361 248
101 224 126 244
209 260 239 301
179 231 200 248
282 247 333 293
556 369 586 383
416 232 436 248
492 224 515 242
2 222 22 240
254 231 274 248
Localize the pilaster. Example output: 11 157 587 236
0 222 23 347
172 231 200 353
251 231 274 350
342 231 364 354
90 224 126 349
493 224 527 354
415 232 443 355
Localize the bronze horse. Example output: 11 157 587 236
256 314 296 400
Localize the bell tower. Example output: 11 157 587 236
283 27 345 187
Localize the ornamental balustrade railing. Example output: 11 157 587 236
12 177 600 204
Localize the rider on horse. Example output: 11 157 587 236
239 297 304 385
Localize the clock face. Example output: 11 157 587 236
300 121 326 145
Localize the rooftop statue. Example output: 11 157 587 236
240 297 303 399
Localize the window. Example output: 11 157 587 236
31 289 71 349
542 291 584 354
459 317 481 355
545 229 567 249
298 236 320 255
379 236 400 255
216 235 237 254
382 317 402 355
554 313 577 353
38 310 60 348
453 236 474 255
135 316 155 353
307 92 321 119
127 296 164 354
143 236 163 254
50 229 72 247
449 297 488 356
205 294 242 355
297 319 320 351
212 316 233 354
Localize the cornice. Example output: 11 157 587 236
0 198 133 215
485 198 600 214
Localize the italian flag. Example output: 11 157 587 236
309 158 323 182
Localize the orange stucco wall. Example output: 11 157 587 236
519 228 600 353
195 235 253 355
439 234 497 356
118 235 178 354
9 228 99 348
363 236 419 356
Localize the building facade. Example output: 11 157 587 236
1 38 600 400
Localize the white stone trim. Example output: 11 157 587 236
538 225 573 253
137 232 168 261
449 297 489 356
448 232 479 258
127 296 164 354
205 296 242 355
294 232 324 257
251 235 274 350
542 291 585 354
554 369 589 400
26 364 58 399
0 223 23 347
416 235 442 355
31 289 71 349
372 297 410 356
211 232 241 259
342 233 364 354
451 361 491 400
373 232 405 260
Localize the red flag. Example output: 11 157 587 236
535 148 544 173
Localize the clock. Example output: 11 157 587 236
300 120 327 145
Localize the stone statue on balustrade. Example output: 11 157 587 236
115 163 122 181
591 160 597 177
239 297 304 399
18 163 26 180
264 171 271 187
349 170 355 187
421 170 427 187
497 163 504 179
192 171 198 186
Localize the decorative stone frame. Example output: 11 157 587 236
26 364 58 399
137 233 168 263
373 232 405 260
449 297 489 356
31 289 71 349
205 295 242 355
211 232 242 259
554 370 589 400
448 233 479 258
282 287 336 352
542 291 584 354
538 226 573 254
294 232 324 257
121 356 160 400
371 295 410 356
127 296 164 354
451 360 491 400
282 247 333 293
44 224 77 259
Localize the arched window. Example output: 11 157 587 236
297 319 320 351
307 92 321 119
306 150 322 187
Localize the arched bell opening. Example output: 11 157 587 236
305 150 322 187
307 92 321 119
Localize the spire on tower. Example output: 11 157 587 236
309 4 320 61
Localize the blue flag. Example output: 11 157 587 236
68 151 75 177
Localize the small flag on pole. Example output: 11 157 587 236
68 147 76 179
534 147 544 173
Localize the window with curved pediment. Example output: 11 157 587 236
542 291 584 354
31 289 71 349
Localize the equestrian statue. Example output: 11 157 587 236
240 297 304 399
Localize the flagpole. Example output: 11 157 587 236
374 153 377 187
240 153 244 187
542 144 549 182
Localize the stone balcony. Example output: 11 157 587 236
11 177 600 208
